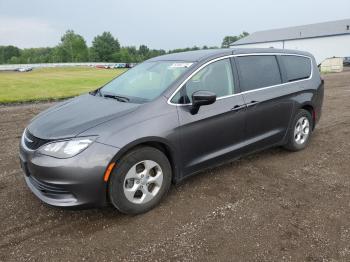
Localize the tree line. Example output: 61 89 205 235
0 30 248 64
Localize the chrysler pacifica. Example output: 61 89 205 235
19 48 324 214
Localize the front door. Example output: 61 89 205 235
173 58 247 175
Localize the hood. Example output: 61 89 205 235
28 94 140 139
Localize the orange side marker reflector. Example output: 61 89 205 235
104 162 116 182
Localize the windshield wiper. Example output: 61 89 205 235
103 94 130 102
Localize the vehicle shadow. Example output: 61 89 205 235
41 145 290 218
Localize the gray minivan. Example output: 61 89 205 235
19 48 324 214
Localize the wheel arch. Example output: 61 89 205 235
109 137 180 183
300 103 316 129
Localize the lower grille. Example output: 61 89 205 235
28 175 70 195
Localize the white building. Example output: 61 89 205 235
231 19 350 65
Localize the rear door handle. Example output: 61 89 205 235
246 100 260 107
231 104 246 111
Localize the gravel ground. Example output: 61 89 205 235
1 70 350 261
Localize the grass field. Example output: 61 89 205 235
0 67 126 103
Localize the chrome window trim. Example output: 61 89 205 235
167 53 313 106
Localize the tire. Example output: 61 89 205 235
108 146 172 215
284 109 313 151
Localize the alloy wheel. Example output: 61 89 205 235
123 160 163 204
294 116 310 145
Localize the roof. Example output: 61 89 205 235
147 49 233 62
148 48 311 62
232 18 350 46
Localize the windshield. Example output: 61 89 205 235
100 61 193 103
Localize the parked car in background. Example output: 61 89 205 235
344 57 350 66
15 67 33 72
114 63 127 68
95 64 113 69
19 48 324 214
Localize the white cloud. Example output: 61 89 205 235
0 16 61 48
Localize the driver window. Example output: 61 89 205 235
171 58 234 104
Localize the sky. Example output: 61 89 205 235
0 0 349 50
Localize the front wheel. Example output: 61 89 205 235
108 146 172 215
284 109 313 151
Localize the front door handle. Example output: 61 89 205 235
246 100 260 107
231 104 246 111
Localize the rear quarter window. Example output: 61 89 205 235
281 55 312 82
236 55 282 92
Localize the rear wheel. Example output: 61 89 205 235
108 146 172 214
284 109 313 151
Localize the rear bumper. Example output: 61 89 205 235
19 141 119 208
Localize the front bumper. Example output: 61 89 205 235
19 141 119 208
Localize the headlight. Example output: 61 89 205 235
37 137 96 158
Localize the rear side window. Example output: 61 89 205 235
281 55 311 82
236 55 282 92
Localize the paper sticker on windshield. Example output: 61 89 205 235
169 63 193 68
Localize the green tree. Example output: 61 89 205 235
221 32 249 48
119 48 132 63
56 30 89 62
139 45 150 57
0 45 20 63
0 30 251 65
91 32 120 62
9 56 20 64
88 47 98 62
148 49 166 60
19 47 54 63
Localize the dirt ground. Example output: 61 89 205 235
1 70 350 262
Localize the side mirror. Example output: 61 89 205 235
191 90 216 114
